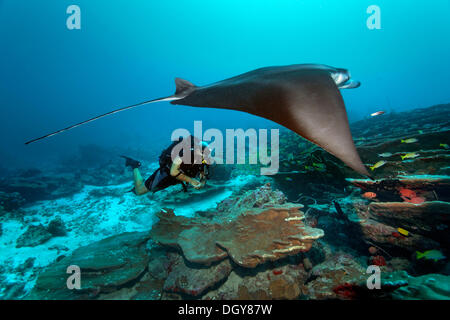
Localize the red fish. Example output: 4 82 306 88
398 187 416 198
333 283 358 299
369 255 386 266
272 269 283 275
368 246 378 255
362 192 377 199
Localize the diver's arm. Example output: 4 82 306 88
133 168 150 195
170 157 201 188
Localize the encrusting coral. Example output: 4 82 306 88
150 202 324 268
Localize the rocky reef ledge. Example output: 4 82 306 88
27 184 325 300
348 175 449 253
25 183 450 300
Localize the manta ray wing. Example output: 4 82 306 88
172 67 370 177
270 70 370 177
25 64 369 177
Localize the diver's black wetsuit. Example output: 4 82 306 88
144 140 208 193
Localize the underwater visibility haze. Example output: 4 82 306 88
0 0 449 301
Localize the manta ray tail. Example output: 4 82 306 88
24 95 175 145
25 78 197 144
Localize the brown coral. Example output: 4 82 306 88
150 204 324 268
28 231 152 299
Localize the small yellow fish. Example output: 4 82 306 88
378 152 392 158
397 227 409 236
440 143 449 149
416 250 446 262
370 160 387 171
285 177 293 181
418 130 423 134
401 138 418 144
313 162 326 169
401 152 419 160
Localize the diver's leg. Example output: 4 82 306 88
133 168 149 195
121 155 148 195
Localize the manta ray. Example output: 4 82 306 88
25 64 370 177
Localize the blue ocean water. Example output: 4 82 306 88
0 0 449 169
0 1 449 301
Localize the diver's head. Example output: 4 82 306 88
188 137 212 164
200 141 212 164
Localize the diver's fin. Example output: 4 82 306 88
24 95 177 145
120 155 141 169
174 78 196 97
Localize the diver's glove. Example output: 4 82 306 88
189 178 203 189
120 155 141 169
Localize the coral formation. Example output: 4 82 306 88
1 104 449 300
347 176 449 254
47 217 68 237
16 224 53 248
384 271 450 300
150 190 324 268
25 185 326 300
28 231 151 299
216 183 287 215
0 191 25 213
162 254 232 297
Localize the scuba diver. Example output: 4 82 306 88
122 136 211 195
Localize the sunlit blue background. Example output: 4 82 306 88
1 0 449 169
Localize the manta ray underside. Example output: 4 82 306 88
25 64 370 178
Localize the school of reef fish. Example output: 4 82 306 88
0 103 449 300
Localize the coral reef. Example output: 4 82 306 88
150 188 324 268
0 191 25 213
2 104 449 300
15 217 68 248
26 185 326 300
27 231 151 299
301 251 368 300
46 217 67 237
0 175 84 204
16 224 53 248
347 175 449 256
216 183 286 217
19 178 450 301
203 261 309 300
162 254 233 297
384 271 450 300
